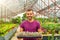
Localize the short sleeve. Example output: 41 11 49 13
20 22 24 28
37 22 40 29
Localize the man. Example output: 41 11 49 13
19 9 42 40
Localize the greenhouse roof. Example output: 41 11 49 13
0 0 60 18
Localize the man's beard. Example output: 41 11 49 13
27 17 32 20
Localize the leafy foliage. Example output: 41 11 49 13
36 17 59 23
11 16 21 24
22 13 26 21
0 19 4 24
0 23 17 36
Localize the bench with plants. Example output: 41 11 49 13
0 23 18 40
41 23 60 34
40 22 60 40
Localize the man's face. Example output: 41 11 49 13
26 11 34 20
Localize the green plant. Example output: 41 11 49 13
48 36 51 40
0 23 17 36
12 16 21 24
22 13 26 21
55 23 60 34
51 30 55 40
0 19 4 24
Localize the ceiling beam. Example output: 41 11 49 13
37 0 60 13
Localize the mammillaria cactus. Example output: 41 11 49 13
18 32 42 37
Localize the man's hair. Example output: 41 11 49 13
25 9 34 14
26 9 33 11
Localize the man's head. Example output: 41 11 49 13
26 9 34 20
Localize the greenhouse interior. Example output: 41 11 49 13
0 0 60 40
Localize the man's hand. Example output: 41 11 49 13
38 29 44 33
17 27 23 40
20 27 23 32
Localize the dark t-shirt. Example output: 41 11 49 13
20 20 40 40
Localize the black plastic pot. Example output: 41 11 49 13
43 36 60 40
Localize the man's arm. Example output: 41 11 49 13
17 27 24 40
20 22 24 32
37 22 43 33
17 22 24 40
37 23 43 40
